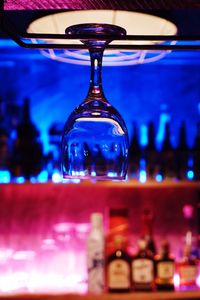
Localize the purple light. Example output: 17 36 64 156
197 274 200 288
182 204 194 219
0 222 88 294
174 273 180 290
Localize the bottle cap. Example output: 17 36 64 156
138 238 147 250
91 213 103 228
183 244 191 256
109 208 128 217
113 235 126 248
160 240 170 254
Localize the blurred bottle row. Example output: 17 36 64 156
128 120 200 182
87 208 200 294
0 96 200 183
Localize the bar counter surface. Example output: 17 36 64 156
0 290 199 300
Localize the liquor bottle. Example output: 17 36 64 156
87 213 105 294
145 121 158 179
197 194 200 252
131 239 155 291
141 208 157 256
155 241 175 291
0 96 10 171
106 236 131 293
175 121 189 180
159 122 176 179
129 122 140 178
106 208 129 256
177 244 198 290
11 98 43 180
48 122 63 176
193 121 200 180
156 103 171 151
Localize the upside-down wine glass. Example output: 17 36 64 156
62 23 129 180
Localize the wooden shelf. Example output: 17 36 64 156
0 291 200 300
0 179 200 190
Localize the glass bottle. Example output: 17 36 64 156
193 121 200 180
87 213 105 294
141 208 157 256
159 122 176 179
131 239 155 291
177 244 198 290
129 122 140 179
155 241 175 291
106 236 131 293
145 121 158 179
0 96 10 172
11 98 43 180
175 121 189 180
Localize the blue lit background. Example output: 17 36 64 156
0 40 200 153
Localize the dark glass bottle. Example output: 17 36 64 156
131 239 155 291
159 122 176 179
193 121 200 180
175 121 189 180
11 98 43 180
106 236 131 293
197 195 200 251
129 122 140 179
177 244 198 290
48 122 63 176
141 208 157 256
145 121 158 179
0 96 10 171
155 241 175 291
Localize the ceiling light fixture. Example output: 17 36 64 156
27 10 177 66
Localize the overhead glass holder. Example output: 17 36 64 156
2 13 200 50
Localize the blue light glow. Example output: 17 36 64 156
139 170 147 183
0 170 11 183
15 176 25 184
156 104 171 149
70 179 81 184
52 171 62 183
140 158 146 169
187 170 194 180
0 40 200 155
0 39 18 47
107 172 117 177
71 170 86 177
30 177 37 183
37 170 49 183
140 125 148 147
155 174 163 182
188 157 194 168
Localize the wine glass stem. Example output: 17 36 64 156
87 47 106 99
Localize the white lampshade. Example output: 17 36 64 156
27 10 177 66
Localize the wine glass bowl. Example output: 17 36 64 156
61 23 129 180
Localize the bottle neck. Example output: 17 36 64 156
87 47 105 99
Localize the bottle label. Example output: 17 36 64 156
87 238 104 293
179 265 198 284
108 259 130 289
157 261 174 280
132 259 154 283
